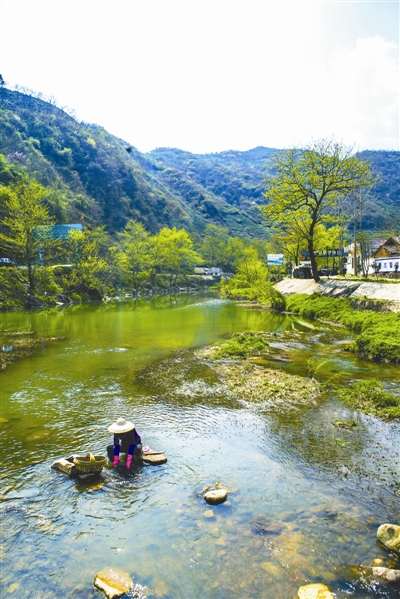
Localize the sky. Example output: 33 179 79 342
0 0 399 154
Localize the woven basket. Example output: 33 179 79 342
73 453 107 473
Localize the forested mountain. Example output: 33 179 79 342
1 88 399 238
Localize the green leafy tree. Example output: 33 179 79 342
250 238 274 264
220 246 285 309
234 247 269 286
261 139 378 281
152 227 200 286
114 219 153 290
66 227 111 298
271 223 307 268
0 174 55 289
220 236 246 272
199 224 228 267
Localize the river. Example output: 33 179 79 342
1 294 399 599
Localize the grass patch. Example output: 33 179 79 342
337 379 400 420
211 332 271 359
332 419 358 429
285 294 400 364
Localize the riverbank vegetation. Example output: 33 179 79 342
337 379 400 420
218 247 286 310
285 294 400 364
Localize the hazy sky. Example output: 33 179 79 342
0 0 399 154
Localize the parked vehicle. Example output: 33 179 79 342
0 258 15 267
292 265 313 279
318 268 338 277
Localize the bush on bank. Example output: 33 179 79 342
219 279 286 311
285 294 400 364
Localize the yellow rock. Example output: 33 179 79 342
298 583 334 599
203 509 215 519
94 567 132 599
7 583 20 593
260 561 282 580
377 523 400 553
0 417 9 426
371 558 385 566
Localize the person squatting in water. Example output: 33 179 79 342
107 417 142 469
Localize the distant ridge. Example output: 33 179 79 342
1 88 399 236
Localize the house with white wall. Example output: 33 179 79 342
372 237 400 275
344 238 386 276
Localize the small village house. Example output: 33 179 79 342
371 237 400 275
343 238 385 276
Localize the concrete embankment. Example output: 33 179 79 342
274 278 400 311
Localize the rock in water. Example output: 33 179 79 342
297 583 334 599
141 453 167 465
372 567 400 583
94 567 132 599
377 524 400 554
204 489 227 504
347 565 400 586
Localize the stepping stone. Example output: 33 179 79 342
94 566 132 599
51 458 76 477
141 453 167 465
298 583 334 599
204 489 227 504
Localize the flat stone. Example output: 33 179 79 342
377 523 400 553
94 567 132 599
51 458 76 477
297 583 334 599
204 489 227 504
141 453 167 465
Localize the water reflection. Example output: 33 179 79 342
1 296 399 598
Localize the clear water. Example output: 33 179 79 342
1 295 399 599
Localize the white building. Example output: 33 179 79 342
371 237 400 275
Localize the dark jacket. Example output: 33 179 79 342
114 428 141 453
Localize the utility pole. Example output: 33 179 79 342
353 197 357 276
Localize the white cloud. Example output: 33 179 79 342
317 36 399 151
1 2 398 152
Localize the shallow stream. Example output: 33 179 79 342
1 295 399 598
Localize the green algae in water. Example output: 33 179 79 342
211 332 272 359
1 297 399 599
337 379 400 421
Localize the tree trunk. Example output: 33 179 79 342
308 239 320 282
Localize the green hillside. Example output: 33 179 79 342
0 88 267 236
1 88 399 237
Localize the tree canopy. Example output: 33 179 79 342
261 139 378 281
0 174 56 288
